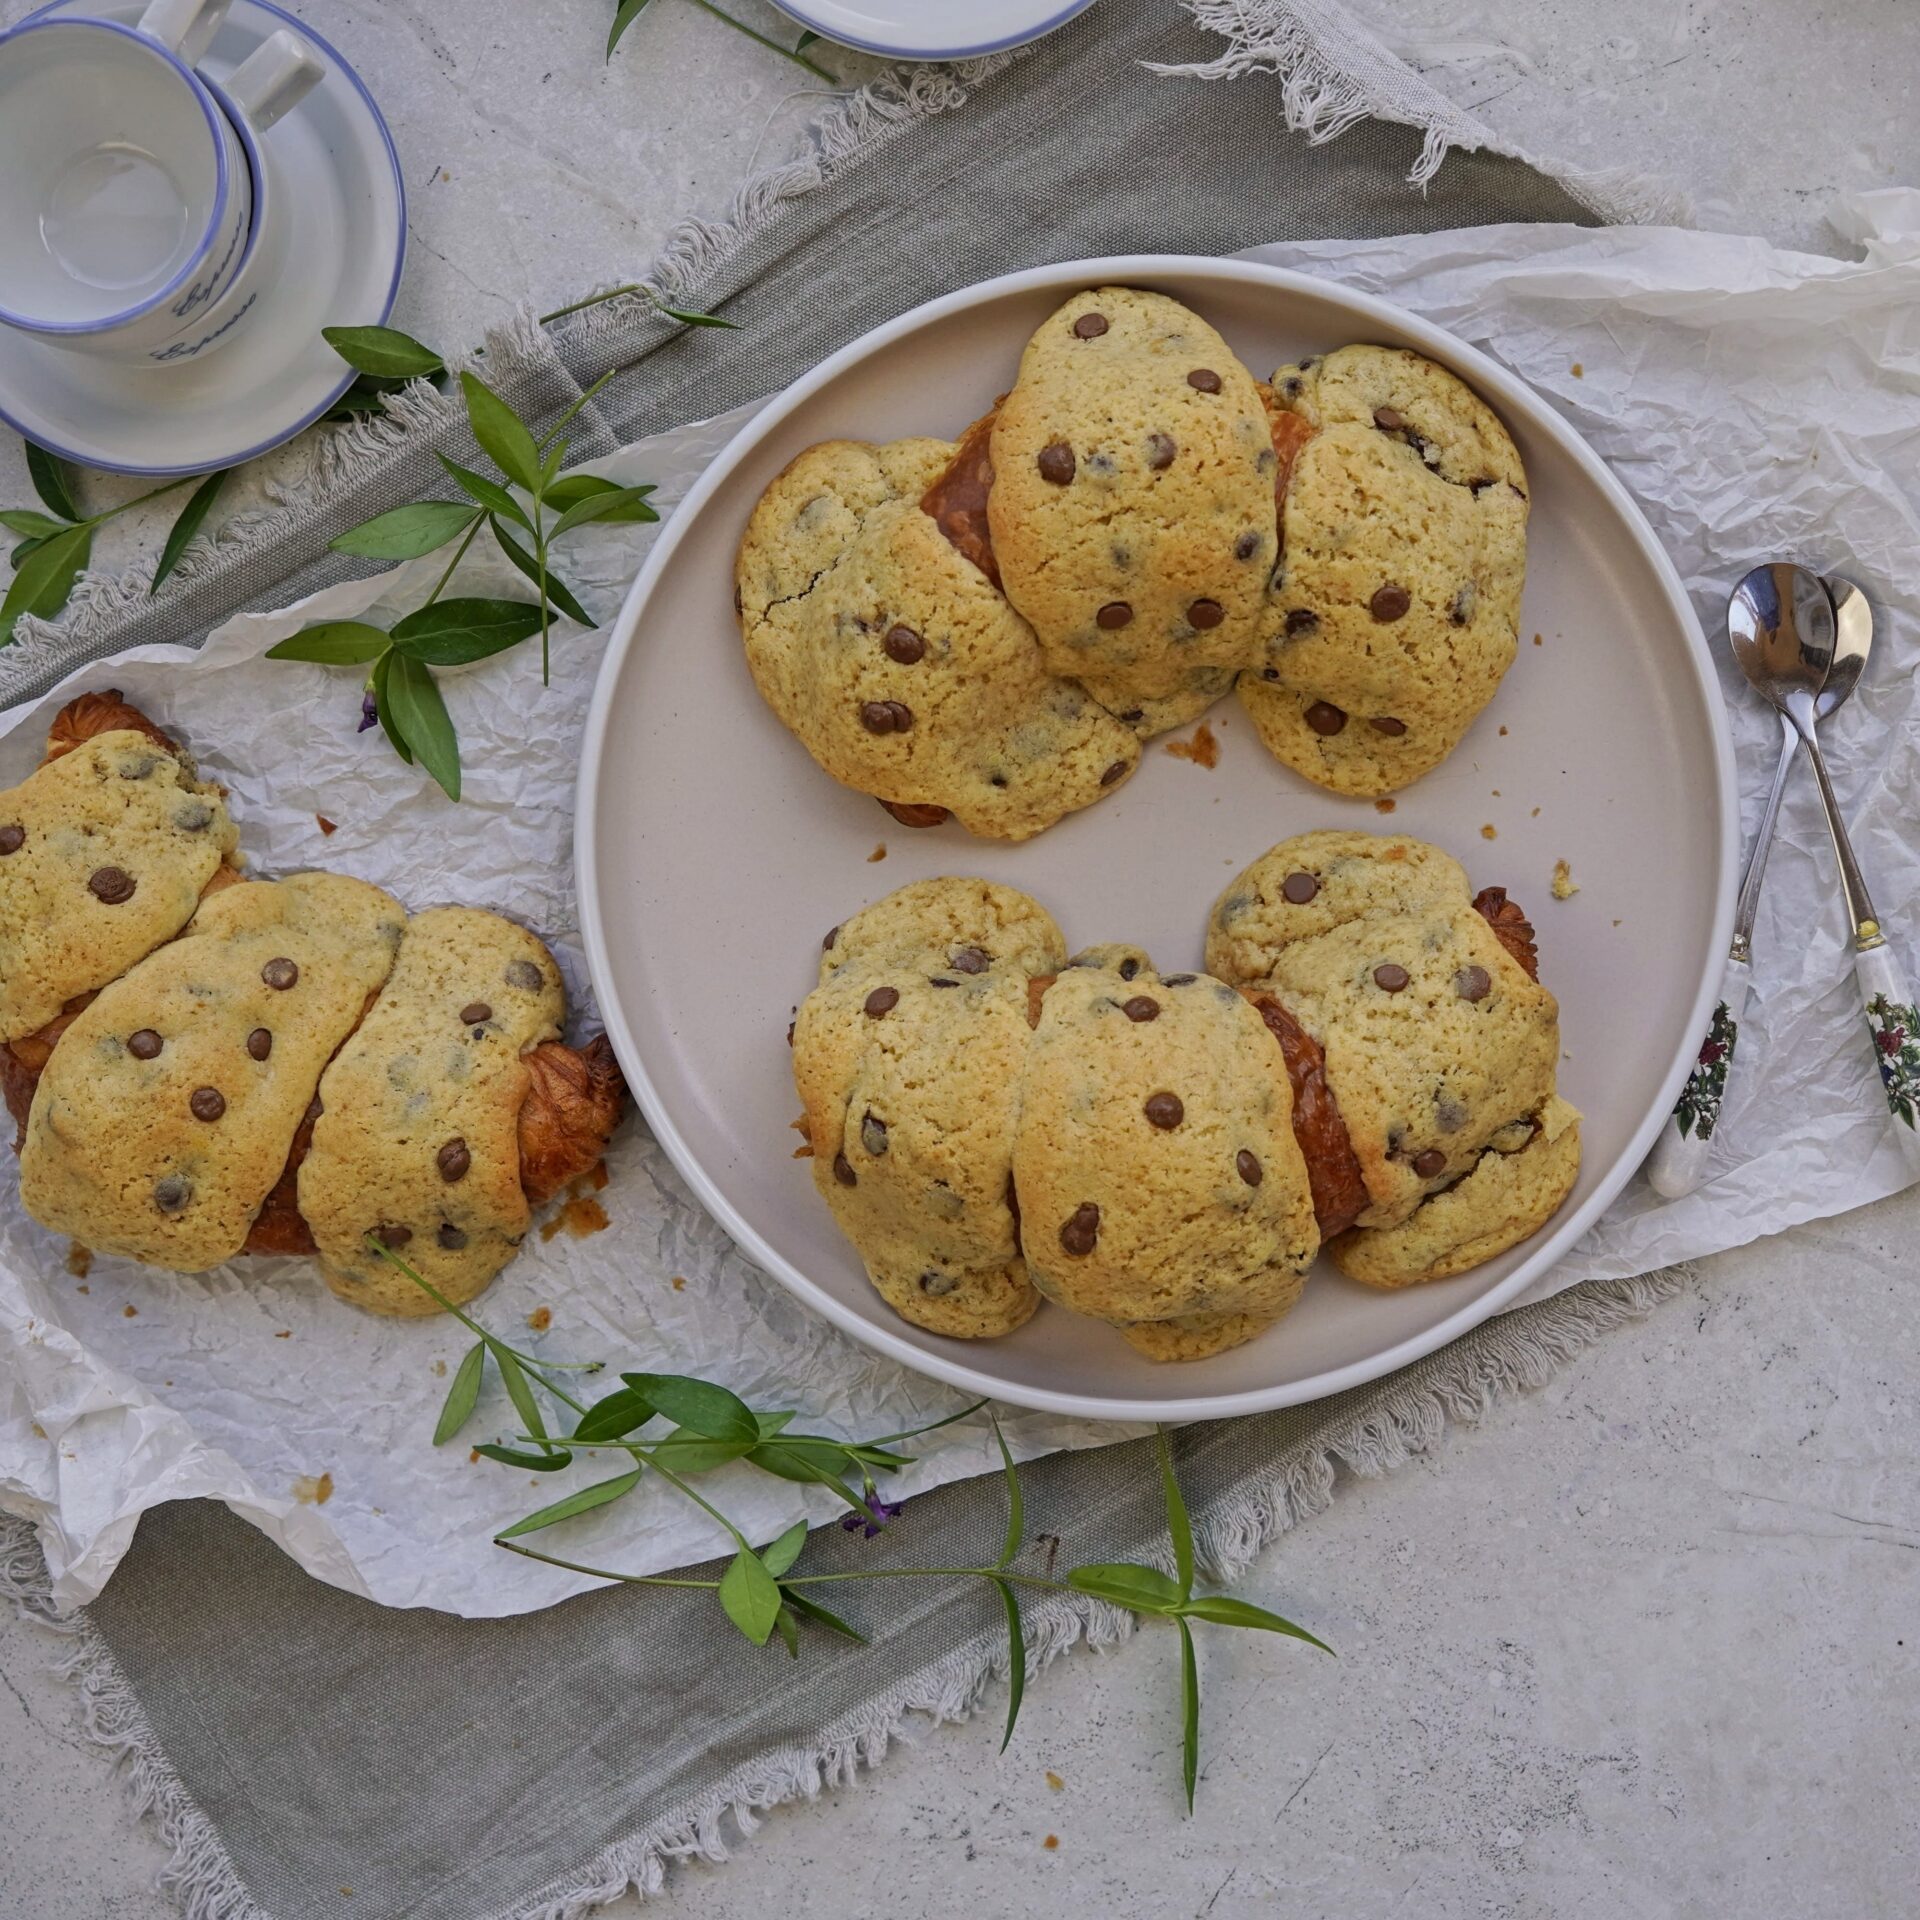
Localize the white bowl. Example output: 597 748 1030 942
576 257 1737 1423
768 0 1095 60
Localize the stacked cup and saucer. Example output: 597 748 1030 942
0 0 404 474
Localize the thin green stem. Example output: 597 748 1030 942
87 472 200 527
534 515 552 685
536 366 619 452
420 515 484 609
683 0 837 80
862 1399 991 1448
499 1539 720 1587
644 1455 751 1550
538 285 643 326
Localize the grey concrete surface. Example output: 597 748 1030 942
4 3 1918 1917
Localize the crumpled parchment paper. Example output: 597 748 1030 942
5 194 1918 1615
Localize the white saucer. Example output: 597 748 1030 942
0 0 403 475
769 0 1095 60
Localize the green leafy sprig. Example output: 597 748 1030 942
1 449 231 644
377 1241 1331 1808
607 0 837 83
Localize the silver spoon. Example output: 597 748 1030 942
1648 568 1888 1196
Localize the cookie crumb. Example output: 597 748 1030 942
294 1472 334 1506
76 1284 89 1295
1570 361 1584 378
1046 1770 1065 1791
1042 1835 1059 1851
1164 720 1219 769
65 1244 91 1278
1480 823 1497 840
1531 806 1541 818
526 1307 552 1332
431 1358 447 1377
1498 724 1508 736
316 815 338 837
275 1329 291 1338
470 1448 481 1464
123 1303 138 1318
1532 633 1543 647
671 1275 686 1291
1551 858 1579 900
868 842 887 863
1373 798 1396 814
1612 918 1622 928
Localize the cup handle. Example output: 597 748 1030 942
224 27 324 133
135 0 233 66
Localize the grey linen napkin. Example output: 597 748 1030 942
2 4 1680 1916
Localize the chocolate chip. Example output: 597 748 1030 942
1187 368 1222 393
1450 582 1477 627
1145 1092 1184 1130
438 1224 469 1251
1146 432 1176 470
1437 1097 1469 1133
1100 760 1128 787
154 1174 191 1214
261 958 298 990
174 802 213 832
1372 405 1405 431
1412 1148 1447 1177
1037 441 1076 485
1118 709 1143 724
1122 996 1160 1023
733 583 744 617
918 1270 959 1296
372 1224 412 1248
88 866 135 905
1235 530 1261 561
1281 870 1319 905
1118 958 1140 981
1236 1149 1263 1187
1187 598 1224 630
1370 716 1407 737
1059 1202 1100 1256
190 1087 226 1122
832 1152 857 1187
1096 601 1133 630
1163 974 1196 987
506 959 544 991
306 1097 323 1124
118 753 159 780
1072 311 1110 339
1454 965 1491 1003
460 1001 492 1026
1468 476 1497 495
929 976 959 988
127 1029 163 1060
787 1020 796 1044
1370 584 1411 622
1373 963 1411 993
1305 701 1347 737
859 700 913 734
245 1027 272 1061
823 926 839 952
861 1113 889 1157
438 1139 471 1183
882 624 926 665
950 946 989 974
0 824 22 855
863 986 899 1017
1284 608 1319 637
1283 376 1302 397
1261 668 1279 680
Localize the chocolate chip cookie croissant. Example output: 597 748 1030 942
2 695 626 1315
792 834 1580 1362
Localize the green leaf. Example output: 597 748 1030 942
322 372 411 421
842 1444 913 1473
620 1373 757 1445
543 474 623 513
754 1409 796 1438
330 499 478 560
718 1547 782 1646
496 1467 645 1540
992 1416 1023 1569
644 1428 755 1474
1067 1563 1184 1615
371 649 412 765
0 521 90 645
266 621 391 666
762 1520 807 1578
794 29 819 52
1158 1430 1193 1601
781 1588 866 1645
494 1347 549 1447
473 1443 571 1471
1177 1596 1334 1655
11 535 49 566
460 370 541 494
548 484 658 539
773 1604 799 1657
384 653 461 800
539 440 566 489
25 442 80 521
993 1576 1025 1752
607 0 653 58
1177 1616 1199 1813
572 1385 655 1444
746 1437 854 1486
0 508 67 539
489 519 595 629
433 1342 487 1444
437 455 530 528
654 301 738 331
150 468 230 593
390 596 544 666
323 323 445 380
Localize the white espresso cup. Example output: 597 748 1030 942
0 0 322 362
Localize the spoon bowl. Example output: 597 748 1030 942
1728 561 1837 724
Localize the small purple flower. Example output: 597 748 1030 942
840 1489 903 1537
357 690 379 734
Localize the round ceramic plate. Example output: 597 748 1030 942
0 0 403 475
768 0 1095 59
577 257 1736 1423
